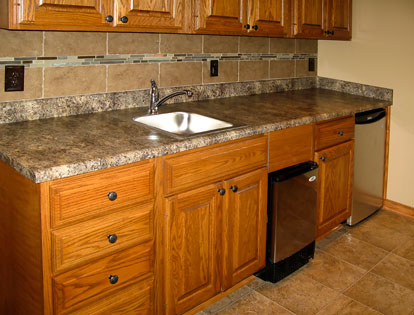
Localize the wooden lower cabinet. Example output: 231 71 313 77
222 169 267 290
315 140 354 238
163 168 267 314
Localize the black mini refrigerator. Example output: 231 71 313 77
256 161 318 283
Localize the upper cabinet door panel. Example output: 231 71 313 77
16 0 112 29
293 0 324 38
116 0 186 31
194 0 246 34
327 0 352 39
248 0 291 37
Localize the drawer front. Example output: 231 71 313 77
52 203 153 273
69 279 154 315
163 135 268 195
53 242 153 314
315 116 354 150
50 160 154 227
269 124 314 172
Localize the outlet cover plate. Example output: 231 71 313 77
5 65 25 92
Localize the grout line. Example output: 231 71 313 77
251 290 295 314
158 33 161 54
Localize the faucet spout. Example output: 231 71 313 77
148 80 193 115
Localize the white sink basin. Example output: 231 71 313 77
133 112 234 136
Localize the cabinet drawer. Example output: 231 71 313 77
49 160 154 227
53 242 153 314
163 135 267 195
269 124 314 172
315 116 354 150
70 278 154 315
52 203 153 273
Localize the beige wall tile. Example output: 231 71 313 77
44 65 106 97
296 59 317 77
44 32 106 56
270 60 295 78
203 35 239 53
160 62 202 87
270 38 295 53
108 63 158 92
202 61 238 84
108 33 159 55
239 60 269 81
296 39 318 53
240 37 269 53
160 34 202 54
0 29 43 57
0 68 42 102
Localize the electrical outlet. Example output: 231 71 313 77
308 58 315 72
5 66 25 92
210 60 218 77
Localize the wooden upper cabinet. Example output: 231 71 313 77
11 0 113 30
294 0 352 39
293 0 324 38
194 0 246 34
248 0 291 36
116 0 187 32
326 0 352 40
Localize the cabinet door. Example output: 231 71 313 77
293 0 324 38
194 0 247 34
248 0 291 37
116 0 186 32
222 168 267 290
326 0 352 40
315 140 353 238
15 0 112 30
164 184 222 314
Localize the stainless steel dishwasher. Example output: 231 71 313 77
347 108 386 226
256 161 318 283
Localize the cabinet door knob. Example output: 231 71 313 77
252 25 258 31
120 16 128 23
320 156 326 162
337 131 344 136
105 15 113 22
217 188 226 196
108 275 119 284
107 234 118 244
107 191 117 201
230 185 238 192
244 24 250 29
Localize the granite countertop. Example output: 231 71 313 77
0 88 392 183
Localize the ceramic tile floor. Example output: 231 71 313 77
198 209 414 315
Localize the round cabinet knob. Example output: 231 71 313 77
320 156 326 162
217 188 226 196
107 234 118 244
105 15 113 22
108 275 119 285
120 16 128 23
337 131 344 136
252 25 258 31
107 191 117 201
230 185 238 192
244 24 250 29
331 31 335 35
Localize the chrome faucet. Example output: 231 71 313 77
148 79 193 115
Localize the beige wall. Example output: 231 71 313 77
318 0 414 207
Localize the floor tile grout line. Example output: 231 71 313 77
250 288 296 314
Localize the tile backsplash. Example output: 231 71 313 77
0 30 317 103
